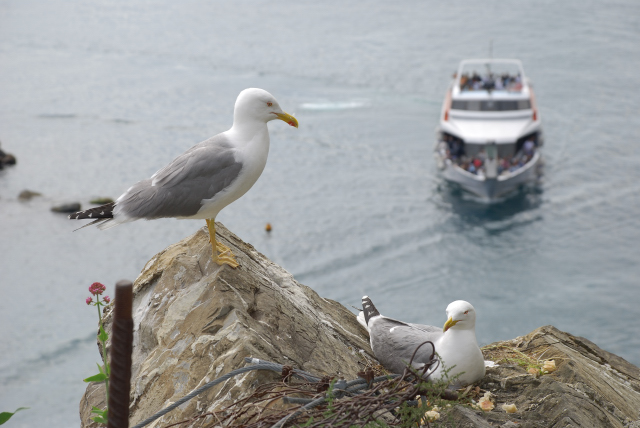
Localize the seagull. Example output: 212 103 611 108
69 88 298 268
358 296 485 388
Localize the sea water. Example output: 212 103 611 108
1 1 639 425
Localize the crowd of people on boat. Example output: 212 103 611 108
458 72 522 92
437 134 537 176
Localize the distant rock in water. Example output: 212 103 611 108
18 190 42 200
79 224 640 428
1 154 16 166
51 202 81 213
0 142 16 167
89 197 114 205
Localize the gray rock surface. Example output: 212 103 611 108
449 326 640 428
79 223 640 427
80 223 372 427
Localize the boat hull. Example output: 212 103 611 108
437 151 541 201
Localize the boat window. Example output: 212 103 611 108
451 100 531 111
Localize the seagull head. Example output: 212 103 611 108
442 300 477 332
234 88 298 128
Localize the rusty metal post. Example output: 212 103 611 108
108 280 134 428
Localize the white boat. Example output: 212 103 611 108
435 59 543 201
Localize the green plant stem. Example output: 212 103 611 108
96 301 109 406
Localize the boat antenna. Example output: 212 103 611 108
486 39 493 93
486 39 493 74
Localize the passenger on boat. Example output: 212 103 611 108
508 74 522 91
449 139 464 159
482 74 496 90
523 138 536 159
508 157 524 172
477 149 487 162
499 157 511 175
437 141 449 158
460 73 469 89
459 72 523 92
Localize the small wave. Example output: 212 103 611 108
299 100 369 111
37 113 77 119
111 118 135 124
0 332 96 385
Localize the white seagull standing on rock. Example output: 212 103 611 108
69 88 298 268
358 296 485 388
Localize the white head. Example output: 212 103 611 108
443 300 477 332
233 88 298 128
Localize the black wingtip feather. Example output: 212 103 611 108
69 202 116 220
361 296 380 325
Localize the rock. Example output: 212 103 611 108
51 202 81 213
89 197 114 205
0 143 17 167
79 224 640 428
18 190 42 200
1 153 16 165
79 222 372 427
446 326 640 428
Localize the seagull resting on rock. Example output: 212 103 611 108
69 88 298 268
358 296 485 388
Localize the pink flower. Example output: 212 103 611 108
103 296 111 304
86 296 93 305
89 282 106 296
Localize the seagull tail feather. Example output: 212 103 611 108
356 311 369 332
69 202 117 231
361 296 381 326
72 218 111 232
68 202 115 220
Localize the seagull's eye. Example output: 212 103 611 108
267 102 273 107
464 310 469 315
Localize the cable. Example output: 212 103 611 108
132 362 279 428
130 358 405 428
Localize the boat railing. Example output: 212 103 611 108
437 138 538 180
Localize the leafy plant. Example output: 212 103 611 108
0 408 28 425
83 282 112 425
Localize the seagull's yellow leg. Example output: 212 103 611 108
205 219 239 269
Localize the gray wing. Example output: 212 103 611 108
408 323 442 334
117 134 242 219
369 317 443 374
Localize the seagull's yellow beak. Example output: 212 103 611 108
443 317 459 332
275 112 299 128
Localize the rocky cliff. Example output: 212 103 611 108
80 223 372 427
456 326 640 427
80 223 640 428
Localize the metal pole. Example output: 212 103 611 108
108 280 134 428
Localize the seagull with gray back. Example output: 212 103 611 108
358 296 485 388
69 88 298 268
